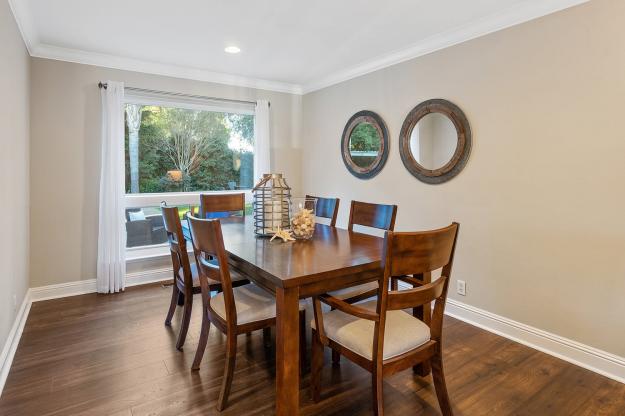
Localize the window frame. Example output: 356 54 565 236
122 92 256 260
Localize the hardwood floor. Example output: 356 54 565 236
1 283 623 415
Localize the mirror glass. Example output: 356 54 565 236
409 113 458 170
348 122 381 168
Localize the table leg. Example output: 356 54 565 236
276 286 300 416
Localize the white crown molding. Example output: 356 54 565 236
10 0 588 96
446 298 625 385
0 289 31 396
30 43 303 95
7 0 37 54
301 0 591 93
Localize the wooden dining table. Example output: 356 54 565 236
182 216 384 415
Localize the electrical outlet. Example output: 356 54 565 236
457 280 466 296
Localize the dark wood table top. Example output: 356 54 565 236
182 217 384 290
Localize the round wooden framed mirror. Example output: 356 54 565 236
399 99 471 184
341 110 389 179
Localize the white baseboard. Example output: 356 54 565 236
125 268 173 287
395 280 625 384
3 279 623 399
0 268 173 397
445 298 625 384
29 269 173 302
29 279 97 302
0 289 32 395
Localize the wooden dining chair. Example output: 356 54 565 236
326 200 397 364
306 195 340 227
311 223 459 416
199 193 245 219
161 204 248 350
187 214 307 411
329 200 397 304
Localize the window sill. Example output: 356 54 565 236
126 244 193 262
125 190 252 209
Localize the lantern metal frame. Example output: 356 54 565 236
252 173 292 236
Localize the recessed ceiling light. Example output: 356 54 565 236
225 46 241 54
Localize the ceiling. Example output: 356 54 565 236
10 0 588 94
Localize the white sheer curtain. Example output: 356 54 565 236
97 81 126 293
254 100 271 182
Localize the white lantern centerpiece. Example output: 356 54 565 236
252 173 292 236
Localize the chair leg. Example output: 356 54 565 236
372 369 384 416
390 277 398 291
175 295 193 350
191 308 210 370
311 329 323 403
330 306 340 365
431 353 453 416
165 284 179 326
413 361 432 376
412 304 432 376
263 327 271 348
299 310 307 375
217 333 238 411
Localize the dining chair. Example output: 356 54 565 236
161 204 248 350
329 200 397 304
306 195 339 227
199 192 245 219
187 214 307 411
326 200 397 364
311 223 460 416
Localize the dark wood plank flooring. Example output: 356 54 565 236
1 283 623 415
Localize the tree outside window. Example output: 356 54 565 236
124 104 255 194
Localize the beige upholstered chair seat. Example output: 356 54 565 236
328 281 378 301
178 262 248 287
312 300 430 360
211 284 305 325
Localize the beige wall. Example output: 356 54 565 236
29 58 302 287
0 1 30 349
302 0 625 357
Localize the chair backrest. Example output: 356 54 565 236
161 204 193 291
199 193 245 219
375 223 459 353
348 200 397 232
306 195 339 227
186 214 237 325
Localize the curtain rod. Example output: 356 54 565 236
98 82 268 107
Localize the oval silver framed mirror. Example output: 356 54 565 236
399 99 471 184
341 111 389 179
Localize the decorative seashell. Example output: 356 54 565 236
291 206 315 239
269 227 295 242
